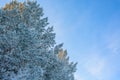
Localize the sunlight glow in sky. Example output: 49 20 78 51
1 0 120 80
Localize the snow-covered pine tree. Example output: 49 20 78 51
0 0 77 80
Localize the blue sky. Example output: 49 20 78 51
1 0 120 80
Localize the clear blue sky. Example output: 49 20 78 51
1 0 120 80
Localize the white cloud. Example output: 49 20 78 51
106 33 120 54
84 54 105 77
74 73 84 80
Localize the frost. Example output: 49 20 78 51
0 1 77 80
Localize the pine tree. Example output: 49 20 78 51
0 0 77 80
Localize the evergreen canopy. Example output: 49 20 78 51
0 0 77 80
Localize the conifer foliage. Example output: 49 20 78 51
0 0 77 80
